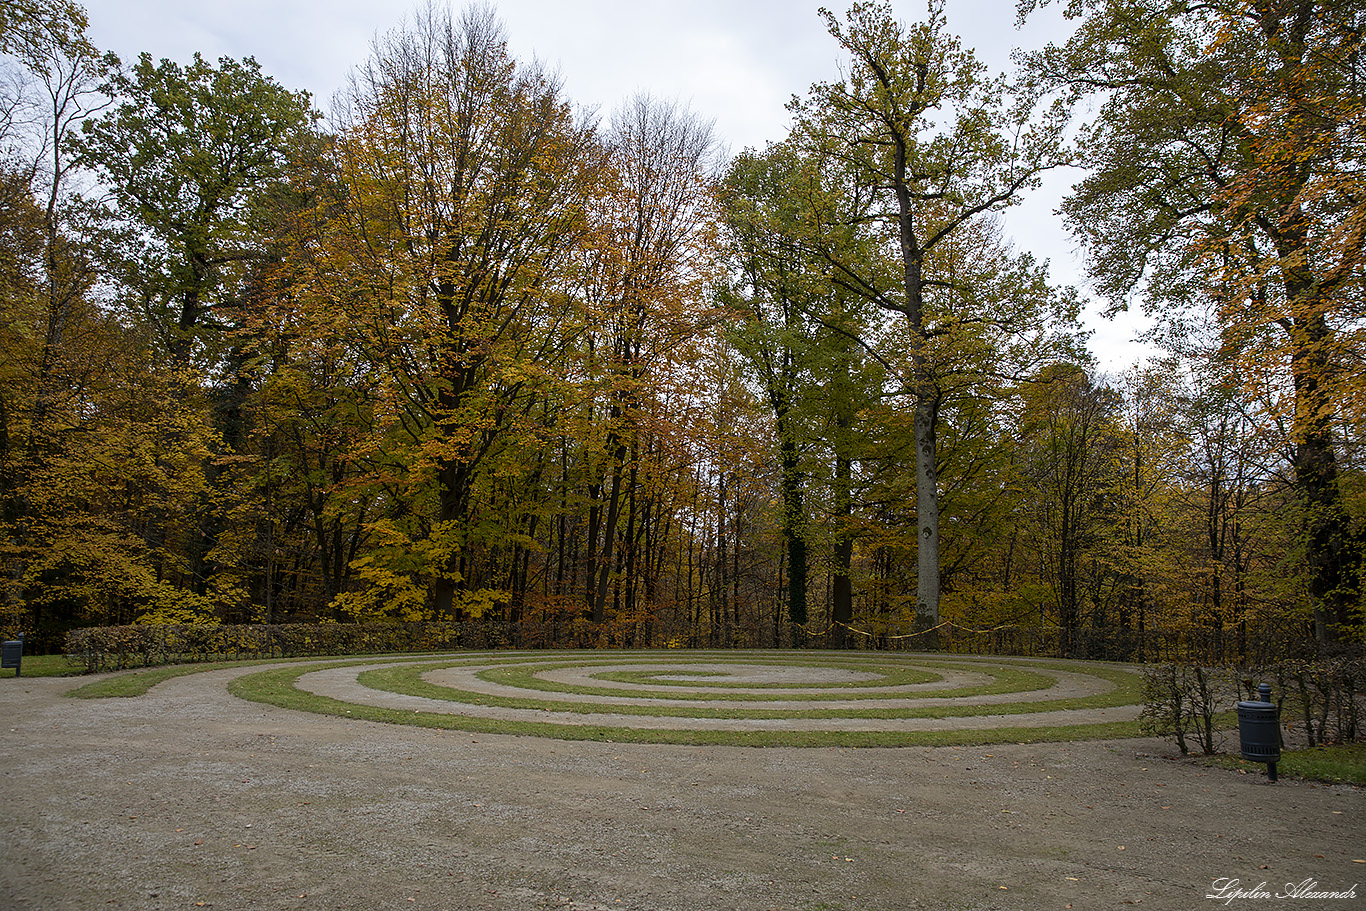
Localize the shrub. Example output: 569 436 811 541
1139 663 1237 755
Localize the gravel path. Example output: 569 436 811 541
1 660 1362 911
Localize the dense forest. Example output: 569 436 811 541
1 0 1362 654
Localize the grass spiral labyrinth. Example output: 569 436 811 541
228 651 1149 747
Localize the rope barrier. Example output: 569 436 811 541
799 619 1068 641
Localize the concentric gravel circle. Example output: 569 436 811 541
229 650 1147 747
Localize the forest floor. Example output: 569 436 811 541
1 657 1362 911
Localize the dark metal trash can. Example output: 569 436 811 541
1237 683 1280 780
1 637 22 677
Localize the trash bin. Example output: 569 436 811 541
1 636 22 677
1237 683 1280 781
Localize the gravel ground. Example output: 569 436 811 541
1 661 1362 911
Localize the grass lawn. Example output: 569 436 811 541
1 653 85 677
1205 743 1366 786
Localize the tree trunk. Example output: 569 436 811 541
433 456 473 619
1290 309 1355 642
893 144 940 644
778 424 808 631
1278 199 1358 642
914 398 940 643
591 453 626 623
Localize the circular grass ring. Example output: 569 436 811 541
593 665 931 689
359 658 1137 719
227 652 1147 746
469 657 1045 703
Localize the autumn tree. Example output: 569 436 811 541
310 3 605 617
577 95 721 623
0 3 277 639
77 53 314 365
1098 364 1185 644
1013 363 1125 651
0 0 146 642
784 1 1070 632
719 142 862 637
68 50 315 619
0 0 102 528
1160 324 1303 645
1020 0 1365 641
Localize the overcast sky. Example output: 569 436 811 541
76 0 1154 368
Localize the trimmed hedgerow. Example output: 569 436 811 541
64 621 514 672
1139 657 1365 755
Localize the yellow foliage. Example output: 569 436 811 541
135 603 220 626
448 588 509 620
330 557 429 623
